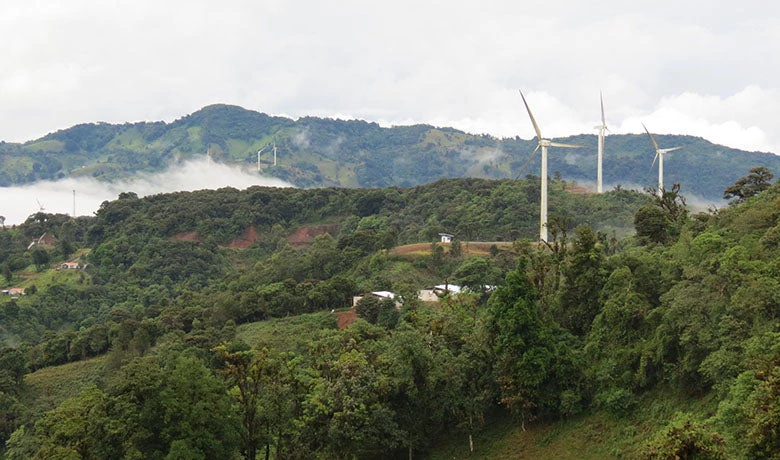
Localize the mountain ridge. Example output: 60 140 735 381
1 104 778 201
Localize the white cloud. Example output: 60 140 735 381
0 158 292 225
617 87 780 152
0 0 779 155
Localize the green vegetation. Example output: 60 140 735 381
3 104 780 201
0 170 777 458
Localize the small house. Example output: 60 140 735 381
59 262 82 270
352 291 402 309
2 287 26 298
418 284 462 302
438 233 454 243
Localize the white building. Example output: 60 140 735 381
438 233 454 243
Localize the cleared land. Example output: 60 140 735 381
390 241 514 258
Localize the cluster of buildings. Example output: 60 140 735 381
352 283 495 309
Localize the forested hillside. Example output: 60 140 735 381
0 173 778 459
2 104 779 201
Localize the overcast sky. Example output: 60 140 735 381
1 0 779 155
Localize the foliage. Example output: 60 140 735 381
489 268 583 425
2 105 780 202
642 412 726 460
14 351 240 459
723 166 775 203
1 171 780 458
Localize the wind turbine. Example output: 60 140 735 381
256 146 267 172
594 92 608 193
642 123 681 196
519 90 581 242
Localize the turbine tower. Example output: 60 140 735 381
519 91 581 242
594 92 607 193
643 123 681 196
256 146 267 172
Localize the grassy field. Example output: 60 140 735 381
23 355 106 417
390 241 514 258
428 386 719 459
236 311 339 354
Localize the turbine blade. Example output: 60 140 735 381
549 141 581 149
514 144 540 179
519 90 543 141
600 91 606 126
642 123 660 150
652 150 659 167
661 146 682 154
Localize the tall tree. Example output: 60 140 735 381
557 225 606 335
489 268 579 427
723 166 774 203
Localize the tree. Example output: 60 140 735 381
723 166 774 203
449 238 462 258
303 348 401 458
214 345 264 460
635 184 688 245
214 344 303 460
30 248 50 272
2 263 11 284
28 386 124 459
453 257 503 296
355 295 381 324
489 268 579 427
103 353 240 459
643 412 726 459
557 225 605 335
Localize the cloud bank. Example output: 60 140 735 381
1 1 779 154
0 159 292 225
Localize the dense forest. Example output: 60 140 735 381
2 104 780 201
0 169 778 459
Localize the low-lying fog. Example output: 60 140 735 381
0 159 292 226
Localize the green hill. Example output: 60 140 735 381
1 175 778 459
1 104 779 201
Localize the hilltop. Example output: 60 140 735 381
1 104 779 201
0 174 778 458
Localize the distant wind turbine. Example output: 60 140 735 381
519 90 581 242
256 146 267 172
642 123 681 196
594 92 608 193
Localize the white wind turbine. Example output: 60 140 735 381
520 91 581 242
594 92 608 193
642 123 681 196
256 146 267 172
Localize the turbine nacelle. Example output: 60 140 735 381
539 139 580 149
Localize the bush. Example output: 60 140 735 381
593 387 636 416
642 412 726 459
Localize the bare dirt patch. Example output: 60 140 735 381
287 224 340 248
227 226 259 249
564 185 593 195
172 231 201 242
336 309 357 329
